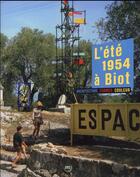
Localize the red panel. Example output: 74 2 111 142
73 58 85 65
69 11 83 16
63 0 68 5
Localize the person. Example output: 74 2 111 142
32 101 43 138
12 126 27 167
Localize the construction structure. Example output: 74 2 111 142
55 0 86 100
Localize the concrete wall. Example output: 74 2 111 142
19 145 140 177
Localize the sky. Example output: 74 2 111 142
1 1 114 42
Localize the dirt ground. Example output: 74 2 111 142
1 109 140 167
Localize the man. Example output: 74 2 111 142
12 125 27 167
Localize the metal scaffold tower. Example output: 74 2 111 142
55 0 86 99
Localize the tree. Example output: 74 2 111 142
96 1 140 102
79 40 92 87
0 33 16 106
2 27 56 106
7 27 55 84
0 33 8 80
0 33 8 49
72 40 102 103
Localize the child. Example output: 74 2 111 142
12 126 27 167
32 101 43 138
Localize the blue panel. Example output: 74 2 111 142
92 38 134 90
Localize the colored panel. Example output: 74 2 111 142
69 11 83 16
127 104 140 139
74 18 85 24
92 38 134 91
72 104 99 135
98 104 127 137
17 82 31 110
71 103 140 140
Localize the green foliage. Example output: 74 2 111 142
0 33 8 49
72 40 92 87
0 33 8 80
0 33 15 105
96 1 140 102
6 27 55 86
0 27 56 106
101 95 124 103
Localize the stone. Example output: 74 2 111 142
47 142 54 148
112 163 125 174
57 94 66 105
0 111 20 123
35 169 52 177
64 107 71 114
0 128 5 142
0 83 4 106
57 147 67 155
34 144 50 151
1 169 18 177
99 160 113 177
52 174 60 177
60 172 70 177
0 160 26 174
49 168 57 175
50 147 58 153
28 147 140 177
18 168 41 177
33 161 41 170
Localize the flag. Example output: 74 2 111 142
73 58 85 65
63 0 68 5
68 11 83 16
79 58 85 65
74 18 85 24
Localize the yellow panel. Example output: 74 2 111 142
72 104 99 135
71 103 140 140
74 18 85 24
127 104 140 140
98 104 127 137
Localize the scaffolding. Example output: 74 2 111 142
55 0 86 99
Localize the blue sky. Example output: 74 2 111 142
1 1 114 42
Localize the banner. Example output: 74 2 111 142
74 18 85 24
17 82 31 110
71 103 140 144
92 39 134 91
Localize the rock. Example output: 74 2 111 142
1 169 18 177
35 169 52 177
47 142 54 148
0 111 20 123
0 160 26 175
0 152 15 162
61 172 70 177
1 144 15 151
50 148 58 153
33 161 41 170
57 147 67 155
49 146 67 155
26 147 140 177
52 174 60 177
112 163 125 174
18 168 41 177
0 128 5 142
49 168 57 175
